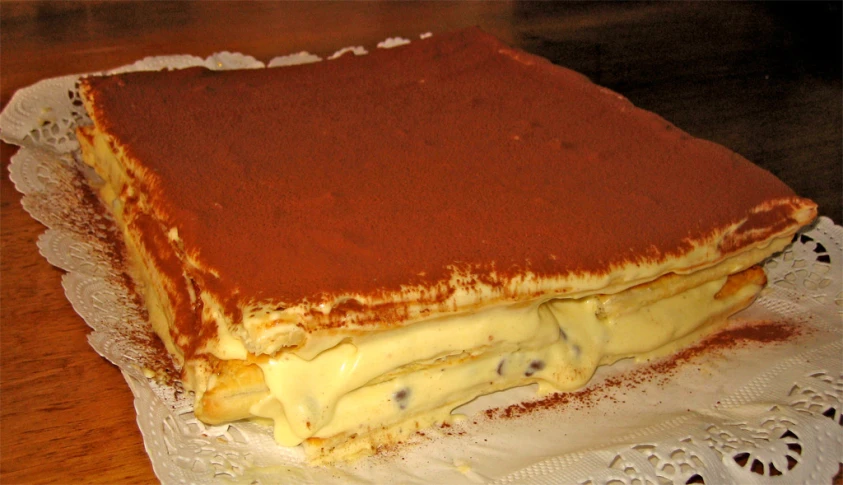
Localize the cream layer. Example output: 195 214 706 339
249 269 764 449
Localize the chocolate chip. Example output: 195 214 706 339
524 360 545 376
394 388 411 410
559 327 568 340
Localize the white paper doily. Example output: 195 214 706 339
2 40 841 485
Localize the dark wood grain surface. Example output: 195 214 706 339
2 2 840 483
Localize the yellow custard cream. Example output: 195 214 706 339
219 260 771 456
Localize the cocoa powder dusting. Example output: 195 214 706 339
81 28 810 319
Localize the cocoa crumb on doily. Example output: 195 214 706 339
648 320 800 376
483 320 802 420
73 167 180 387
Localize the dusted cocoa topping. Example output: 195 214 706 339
718 201 805 253
129 212 215 359
80 28 809 316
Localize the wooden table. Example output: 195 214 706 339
2 2 840 483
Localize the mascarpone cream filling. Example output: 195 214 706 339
244 269 763 447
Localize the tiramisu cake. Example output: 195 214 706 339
75 28 816 463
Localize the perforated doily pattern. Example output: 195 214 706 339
2 45 841 484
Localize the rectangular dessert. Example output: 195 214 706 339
75 28 816 463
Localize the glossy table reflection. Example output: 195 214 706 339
2 2 840 483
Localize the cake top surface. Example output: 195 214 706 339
80 28 813 319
